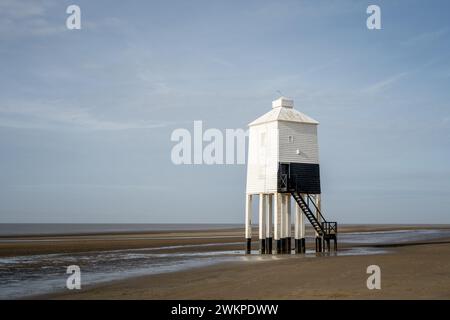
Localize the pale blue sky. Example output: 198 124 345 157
1 0 450 223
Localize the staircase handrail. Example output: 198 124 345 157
306 194 328 224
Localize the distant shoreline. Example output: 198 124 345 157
1 223 449 238
0 223 243 238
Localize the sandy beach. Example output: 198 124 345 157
1 224 449 300
47 242 450 300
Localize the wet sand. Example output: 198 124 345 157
1 225 449 299
44 241 450 300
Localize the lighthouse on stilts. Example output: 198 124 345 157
245 97 337 254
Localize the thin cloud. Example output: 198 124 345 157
0 102 172 130
361 57 442 95
362 72 409 94
210 57 235 68
0 0 65 39
401 28 449 46
11 184 169 191
304 58 341 75
0 0 49 19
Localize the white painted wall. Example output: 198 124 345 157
246 122 279 194
278 121 319 165
246 97 320 195
246 120 319 194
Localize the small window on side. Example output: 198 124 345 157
288 135 294 143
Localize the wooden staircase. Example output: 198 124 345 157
291 192 338 251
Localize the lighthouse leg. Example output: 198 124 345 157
286 194 291 254
280 194 290 254
274 193 282 254
317 195 324 253
280 194 286 253
295 199 300 254
300 194 306 253
266 194 273 254
295 199 304 254
245 194 252 254
314 195 323 253
315 237 322 252
295 194 307 253
259 194 266 254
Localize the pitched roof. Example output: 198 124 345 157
249 98 319 126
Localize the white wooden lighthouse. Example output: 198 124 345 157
245 97 337 254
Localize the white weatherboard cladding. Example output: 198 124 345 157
246 97 320 194
278 121 319 164
246 122 279 194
